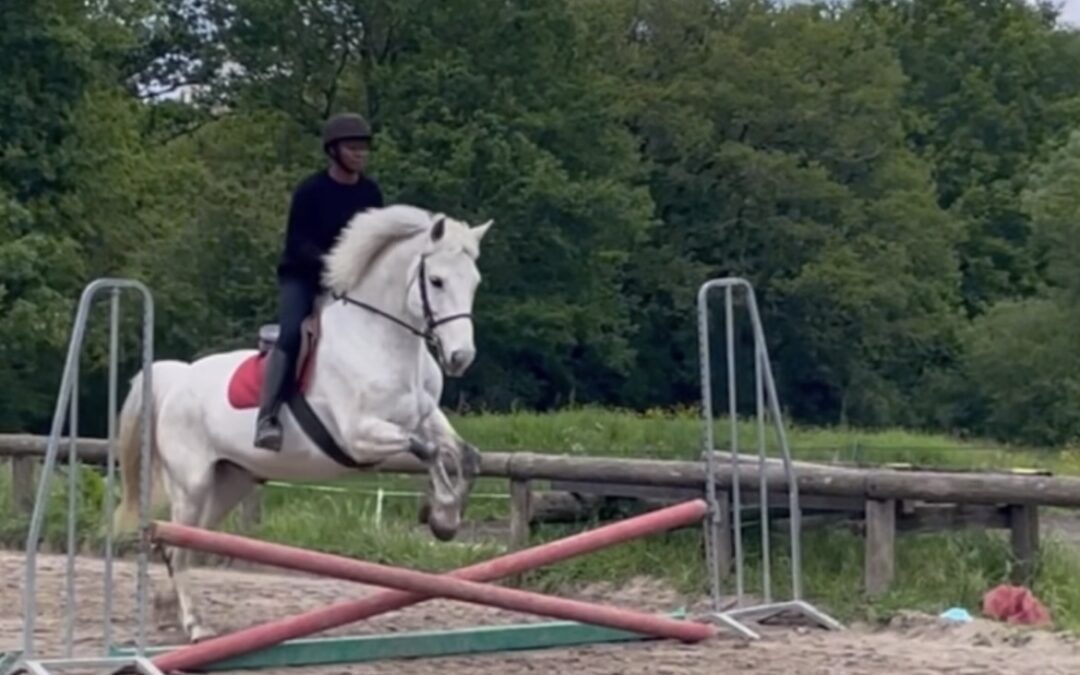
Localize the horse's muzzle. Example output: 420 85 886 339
444 348 475 377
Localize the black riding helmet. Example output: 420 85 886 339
321 113 372 154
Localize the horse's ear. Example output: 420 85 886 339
472 219 493 242
431 216 446 242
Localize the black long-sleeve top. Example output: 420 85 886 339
276 170 385 289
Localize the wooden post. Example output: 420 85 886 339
509 479 532 587
509 479 532 549
865 498 896 596
10 456 35 514
1008 504 1039 584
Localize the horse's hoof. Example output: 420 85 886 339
189 625 217 643
428 509 461 542
430 524 458 542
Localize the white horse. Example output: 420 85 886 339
110 204 493 642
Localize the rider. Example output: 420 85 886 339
254 112 385 451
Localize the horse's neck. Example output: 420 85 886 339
314 238 426 389
317 302 424 379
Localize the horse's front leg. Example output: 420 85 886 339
420 407 481 478
415 407 481 540
344 414 437 465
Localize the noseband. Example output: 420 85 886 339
330 255 472 371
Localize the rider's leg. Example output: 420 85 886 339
254 278 315 451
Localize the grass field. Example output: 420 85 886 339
4 406 1080 630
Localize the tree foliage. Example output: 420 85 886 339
3 0 1080 447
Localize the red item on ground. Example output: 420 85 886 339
982 584 1052 626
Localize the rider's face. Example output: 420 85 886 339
335 139 370 174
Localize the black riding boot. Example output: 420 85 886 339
254 347 292 451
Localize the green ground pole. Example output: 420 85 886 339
110 610 687 671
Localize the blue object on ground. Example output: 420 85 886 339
940 607 973 623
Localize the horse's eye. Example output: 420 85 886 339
431 276 444 289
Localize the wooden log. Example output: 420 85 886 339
1009 505 1039 584
10 456 36 514
862 471 1077 507
5 434 1080 508
864 499 896 597
0 434 111 464
565 455 1080 508
491 451 1080 508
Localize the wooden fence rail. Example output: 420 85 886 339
2 433 1072 593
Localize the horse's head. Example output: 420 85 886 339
323 206 493 377
404 214 492 378
321 206 491 539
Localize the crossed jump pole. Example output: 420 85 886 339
144 499 714 673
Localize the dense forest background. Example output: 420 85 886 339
4 0 1080 447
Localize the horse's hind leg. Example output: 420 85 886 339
199 460 258 533
158 468 214 642
161 460 257 642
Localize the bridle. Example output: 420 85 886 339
330 255 473 371
323 253 475 500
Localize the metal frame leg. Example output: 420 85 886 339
698 277 843 640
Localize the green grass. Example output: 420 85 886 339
5 407 1080 633
449 404 1075 469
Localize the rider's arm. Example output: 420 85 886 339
279 182 322 280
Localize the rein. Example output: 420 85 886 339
330 256 472 370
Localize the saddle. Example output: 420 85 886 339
226 316 321 410
226 311 368 469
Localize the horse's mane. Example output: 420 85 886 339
321 204 438 294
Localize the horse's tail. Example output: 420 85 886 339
112 363 179 535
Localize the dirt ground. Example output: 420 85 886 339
5 550 1080 675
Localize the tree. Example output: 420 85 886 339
851 0 1080 315
937 129 1080 446
0 1 209 432
0 2 116 430
581 0 964 425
